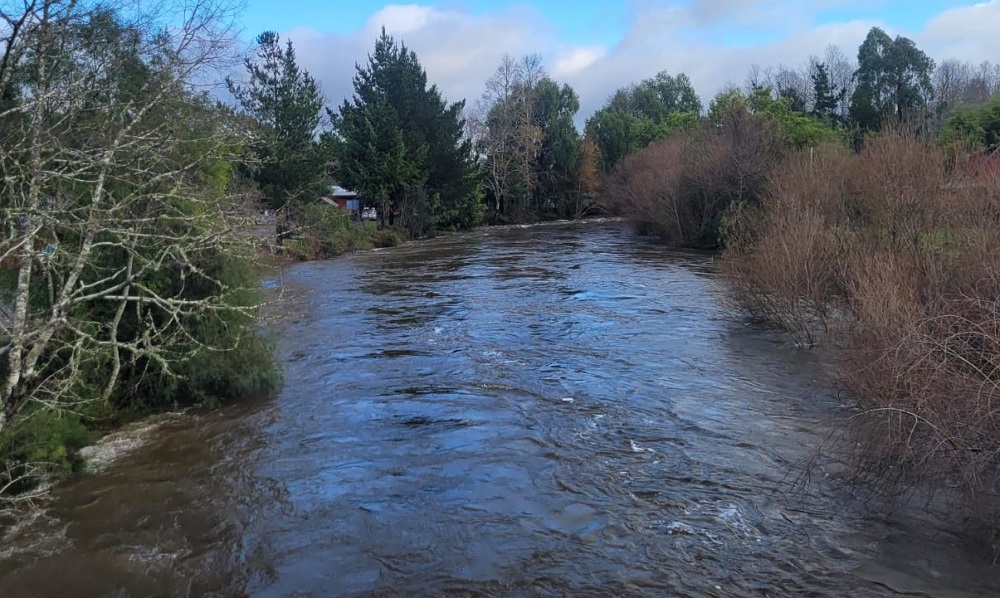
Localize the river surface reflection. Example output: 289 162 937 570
1 220 997 597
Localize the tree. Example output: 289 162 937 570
470 55 592 221
332 29 482 235
940 94 1000 149
228 31 328 210
532 78 581 216
811 62 841 123
0 0 277 451
709 87 836 149
849 27 934 132
574 137 601 218
471 54 552 220
585 70 702 172
931 59 1000 135
821 45 857 122
470 55 525 216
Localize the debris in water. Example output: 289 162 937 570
629 439 655 453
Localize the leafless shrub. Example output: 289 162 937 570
725 125 1000 547
723 143 850 345
604 110 786 247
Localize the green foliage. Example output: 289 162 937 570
586 70 703 172
531 78 582 216
747 87 840 148
279 205 404 260
332 29 483 236
708 88 748 124
0 408 95 495
709 87 838 149
849 27 934 132
228 32 329 209
940 94 1000 149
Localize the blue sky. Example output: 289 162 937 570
241 1 626 45
240 1 973 45
234 1 999 120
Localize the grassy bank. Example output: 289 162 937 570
275 204 407 262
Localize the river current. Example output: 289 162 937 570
1 220 997 597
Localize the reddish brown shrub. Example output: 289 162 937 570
725 127 1000 548
603 110 786 247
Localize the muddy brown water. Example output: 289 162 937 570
2 220 998 597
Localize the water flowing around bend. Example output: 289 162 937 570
1 220 998 597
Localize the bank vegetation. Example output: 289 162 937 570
599 27 1000 552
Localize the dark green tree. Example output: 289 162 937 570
532 78 581 216
228 31 328 209
811 62 841 123
332 29 482 234
849 27 934 132
585 70 702 172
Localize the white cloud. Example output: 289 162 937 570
277 2 1000 127
284 4 550 112
367 4 436 35
552 46 606 78
917 0 1000 63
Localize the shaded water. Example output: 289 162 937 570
2 221 998 597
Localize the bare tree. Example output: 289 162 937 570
469 53 546 219
0 0 252 439
516 53 545 214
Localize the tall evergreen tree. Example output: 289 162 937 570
532 78 582 216
849 27 934 132
228 32 328 210
811 62 841 123
331 29 483 235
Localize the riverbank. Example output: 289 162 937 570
3 220 997 596
719 130 1000 555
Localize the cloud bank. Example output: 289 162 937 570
279 1 1000 125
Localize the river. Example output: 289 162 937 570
1 220 997 597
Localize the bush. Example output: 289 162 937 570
279 204 404 260
723 126 1000 548
0 408 96 500
603 107 787 247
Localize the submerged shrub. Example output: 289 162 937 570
723 126 1000 548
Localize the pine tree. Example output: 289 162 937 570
228 32 328 209
331 29 482 235
811 62 840 123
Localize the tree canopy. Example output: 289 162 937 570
228 31 329 210
585 71 702 172
849 27 934 132
331 29 483 235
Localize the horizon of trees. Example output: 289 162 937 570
223 22 1000 228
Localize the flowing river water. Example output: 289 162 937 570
2 220 999 597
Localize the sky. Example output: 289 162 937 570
235 1 1000 122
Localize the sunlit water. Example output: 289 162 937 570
2 220 997 597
